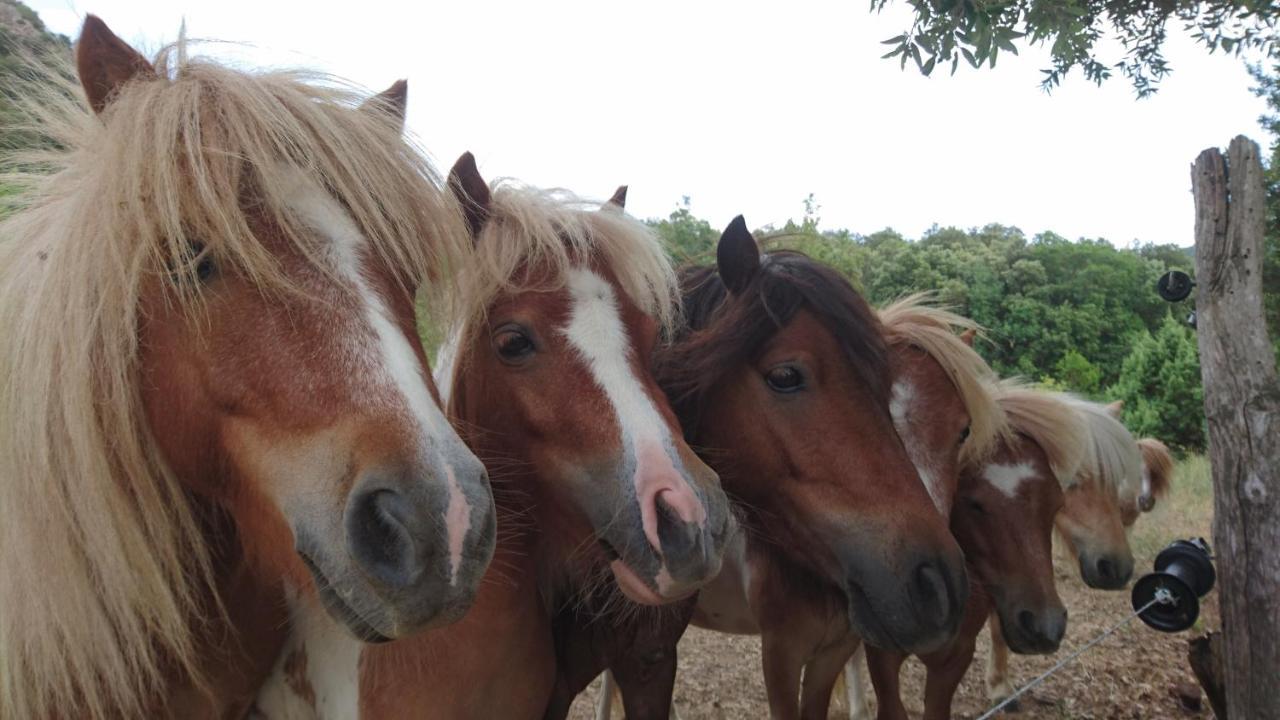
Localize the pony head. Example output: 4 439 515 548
878 295 1008 516
1053 397 1142 589
1134 437 1174 518
0 18 494 718
660 218 969 654
956 383 1088 654
440 154 729 603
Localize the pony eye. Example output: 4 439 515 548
966 498 986 515
765 365 804 393
175 242 216 283
959 425 971 444
195 254 216 281
494 328 535 364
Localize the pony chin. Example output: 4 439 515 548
609 559 670 606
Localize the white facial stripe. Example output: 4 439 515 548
890 380 947 513
561 269 703 523
433 327 463 407
982 462 1039 499
563 269 670 451
281 172 446 437
281 168 474 583
1140 465 1152 497
444 465 471 585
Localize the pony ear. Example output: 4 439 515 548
447 152 491 239
606 185 628 210
959 328 977 347
717 215 760 294
362 79 408 130
76 15 157 115
1106 400 1124 417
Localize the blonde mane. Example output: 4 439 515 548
445 181 678 371
878 294 1009 465
0 45 464 720
1059 395 1144 499
988 380 1089 488
1137 437 1174 501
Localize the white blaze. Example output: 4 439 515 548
889 380 946 513
982 462 1039 499
281 168 473 584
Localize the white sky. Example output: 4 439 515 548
28 0 1271 247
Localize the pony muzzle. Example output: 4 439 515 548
840 541 969 655
616 449 730 602
1079 550 1134 590
297 461 495 641
999 601 1067 654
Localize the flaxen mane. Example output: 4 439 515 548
878 294 1009 465
1137 437 1174 501
435 182 678 399
659 250 890 435
988 380 1089 488
0 44 463 720
1060 395 1144 500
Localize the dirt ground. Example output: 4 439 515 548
567 460 1217 720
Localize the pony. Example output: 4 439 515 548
577 293 1010 720
876 295 1009 515
253 155 731 719
852 381 1085 720
1053 397 1143 588
983 391 1143 707
1133 437 1174 519
569 219 970 720
0 17 494 720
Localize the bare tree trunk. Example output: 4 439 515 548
1191 135 1280 719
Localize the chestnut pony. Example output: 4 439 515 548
593 220 969 720
0 18 495 720
255 156 731 719
855 381 1085 720
982 393 1143 706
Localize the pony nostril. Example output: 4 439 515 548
346 488 421 589
1049 609 1068 643
1097 557 1115 583
654 492 698 558
909 562 952 630
1018 609 1037 637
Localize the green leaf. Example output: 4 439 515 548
922 56 937 76
962 47 978 67
882 45 906 59
997 37 1018 54
882 34 907 45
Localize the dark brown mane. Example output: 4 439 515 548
657 250 890 435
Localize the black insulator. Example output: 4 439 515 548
1156 270 1195 302
1132 538 1216 633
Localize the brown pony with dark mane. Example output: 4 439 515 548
255 156 731 719
551 218 970 720
0 17 494 720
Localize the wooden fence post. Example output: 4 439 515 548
1190 135 1280 719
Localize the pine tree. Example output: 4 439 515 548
1108 314 1205 451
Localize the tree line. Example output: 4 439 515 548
649 199 1209 451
